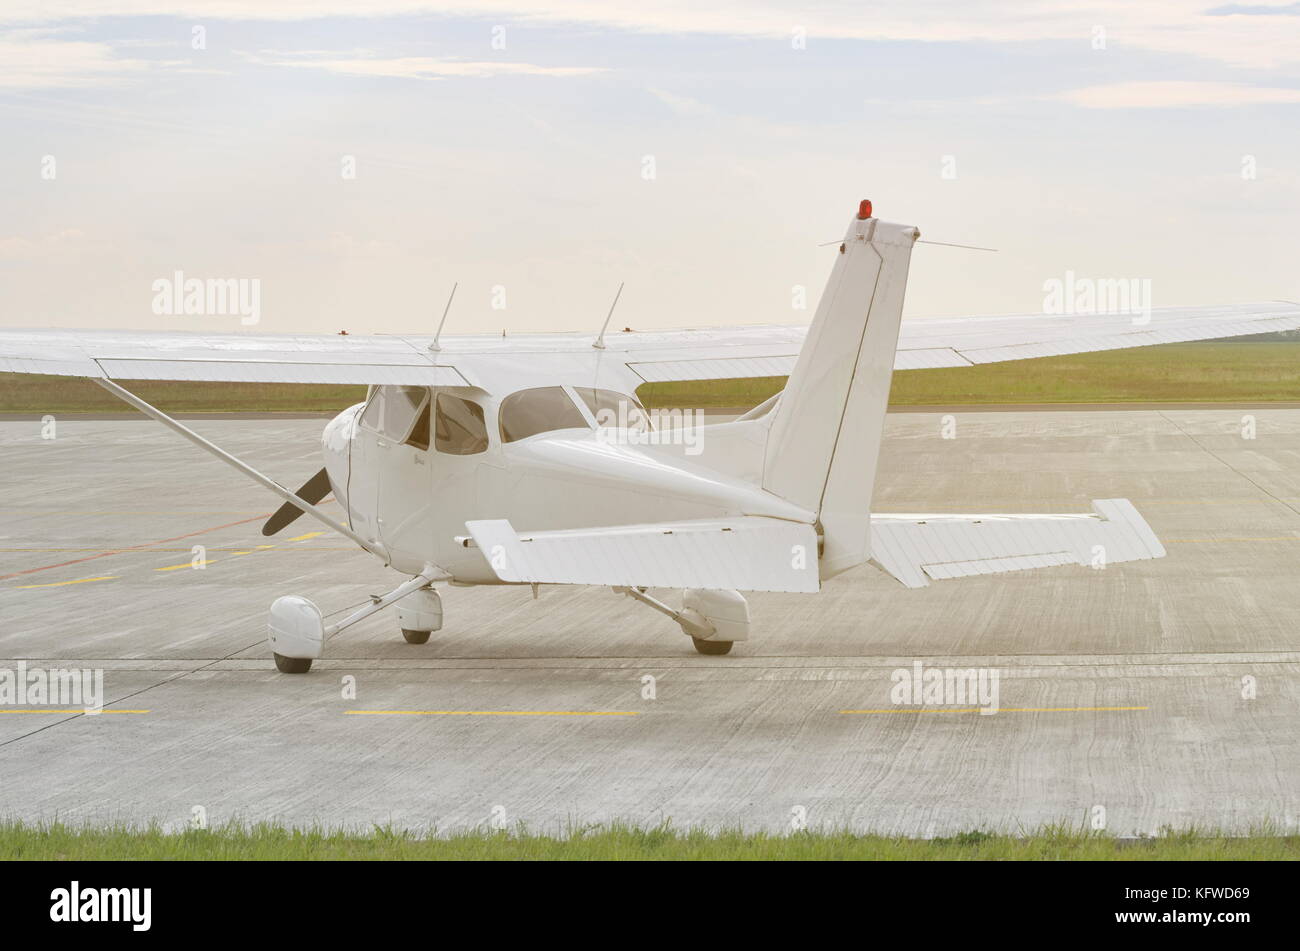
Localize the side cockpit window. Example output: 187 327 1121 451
435 394 488 455
573 387 652 434
498 386 589 443
406 401 430 451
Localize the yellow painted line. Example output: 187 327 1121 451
1149 498 1268 504
228 550 253 556
1143 500 1287 505
0 709 150 714
840 706 1148 715
15 575 116 589
155 560 215 571
1167 537 1299 544
288 531 325 542
345 710 639 717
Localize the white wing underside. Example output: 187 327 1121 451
870 499 1166 588
0 301 1295 385
462 517 821 593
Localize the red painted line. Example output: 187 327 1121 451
0 514 270 581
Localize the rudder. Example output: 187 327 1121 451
762 203 919 578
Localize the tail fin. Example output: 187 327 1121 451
762 203 918 579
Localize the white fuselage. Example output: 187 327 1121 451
321 386 810 582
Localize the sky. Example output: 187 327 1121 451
2 1 1298 335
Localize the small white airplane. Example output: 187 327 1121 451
3 201 1298 671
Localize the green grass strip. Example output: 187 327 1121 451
2 820 1297 860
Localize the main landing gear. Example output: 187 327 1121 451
397 587 443 644
615 586 750 656
267 566 445 673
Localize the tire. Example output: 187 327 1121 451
401 628 431 645
691 637 734 656
274 653 312 673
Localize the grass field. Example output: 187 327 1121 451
1 822 1296 860
0 343 1296 414
640 342 1300 408
0 377 369 414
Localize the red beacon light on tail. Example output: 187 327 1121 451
857 199 873 220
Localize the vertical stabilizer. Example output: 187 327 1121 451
762 202 918 579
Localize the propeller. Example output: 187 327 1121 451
262 467 334 537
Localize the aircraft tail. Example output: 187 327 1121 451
761 202 918 579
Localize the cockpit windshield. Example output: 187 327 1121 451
498 386 590 443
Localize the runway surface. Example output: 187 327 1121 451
2 409 1299 836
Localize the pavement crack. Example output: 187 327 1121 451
0 636 266 750
1157 411 1300 524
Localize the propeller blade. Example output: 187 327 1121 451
261 467 333 537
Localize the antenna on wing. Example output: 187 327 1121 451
427 282 458 352
592 281 625 350
917 239 998 252
817 237 998 252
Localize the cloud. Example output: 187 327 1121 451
1060 80 1300 108
0 229 88 260
239 49 604 80
647 87 711 116
5 2 1300 70
0 34 152 88
1206 2 1300 14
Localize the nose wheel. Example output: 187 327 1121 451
267 568 446 673
273 653 313 673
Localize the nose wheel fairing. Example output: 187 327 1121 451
267 567 446 673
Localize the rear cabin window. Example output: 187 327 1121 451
498 386 589 443
573 387 652 434
434 394 488 455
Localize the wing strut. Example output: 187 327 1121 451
93 377 387 560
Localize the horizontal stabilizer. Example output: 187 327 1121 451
461 517 820 593
870 498 1165 588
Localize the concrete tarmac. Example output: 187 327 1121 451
1 409 1298 836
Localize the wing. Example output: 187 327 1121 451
869 499 1165 588
616 301 1300 380
0 328 471 385
891 301 1300 370
1 301 1294 385
460 517 820 593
